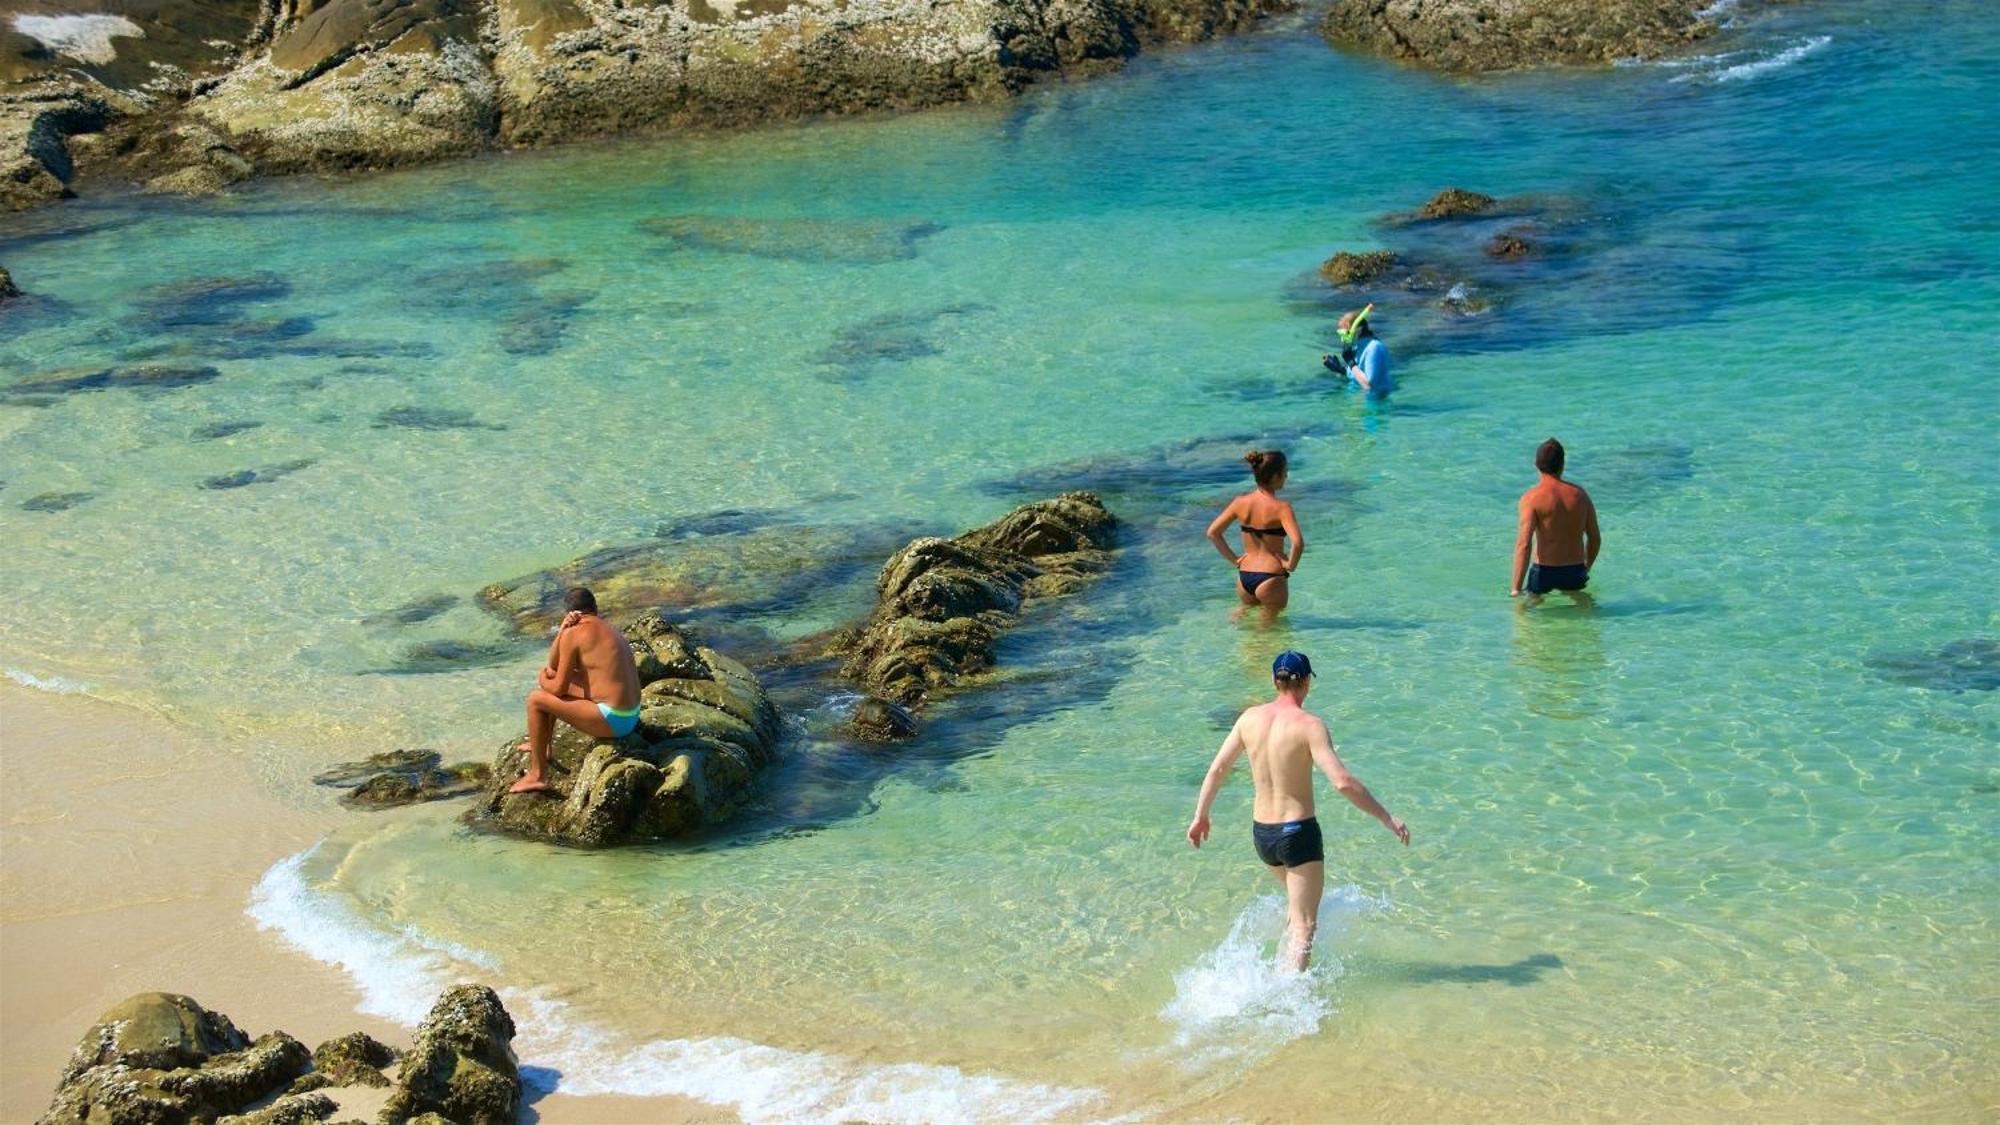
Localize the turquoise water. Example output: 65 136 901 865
4 0 1997 1118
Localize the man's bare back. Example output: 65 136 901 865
550 615 641 709
1518 477 1598 568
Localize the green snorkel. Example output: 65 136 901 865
1337 303 1375 346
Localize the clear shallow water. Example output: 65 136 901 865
4 0 1997 1118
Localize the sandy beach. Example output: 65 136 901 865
0 682 719 1124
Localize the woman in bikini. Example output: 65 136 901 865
1206 450 1304 620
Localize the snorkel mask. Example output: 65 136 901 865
1337 303 1375 345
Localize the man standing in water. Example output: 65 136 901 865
1187 651 1409 971
511 587 643 794
1510 437 1601 604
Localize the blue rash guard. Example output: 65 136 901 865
1352 337 1394 396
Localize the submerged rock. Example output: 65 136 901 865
468 613 783 846
837 493 1118 708
1486 231 1535 258
814 303 991 376
20 491 93 512
0 263 18 301
372 406 506 431
41 992 311 1125
847 695 920 741
641 215 944 264
2 363 220 399
312 749 491 808
200 460 315 490
1410 187 1496 222
138 274 291 328
1867 639 2000 693
383 985 519 1125
1321 0 1718 73
192 420 265 441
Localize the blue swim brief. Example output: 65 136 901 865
597 702 641 738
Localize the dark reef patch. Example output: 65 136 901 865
1867 639 2000 693
372 406 506 431
2 364 220 399
641 215 944 264
814 303 990 378
136 273 291 328
364 593 461 627
1576 442 1695 502
192 420 264 441
374 639 533 675
199 459 314 490
21 491 94 511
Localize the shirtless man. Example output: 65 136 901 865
1187 651 1409 971
1510 437 1601 604
510 587 643 794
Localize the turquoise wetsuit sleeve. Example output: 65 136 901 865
1358 339 1389 393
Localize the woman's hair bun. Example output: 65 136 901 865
1244 450 1264 467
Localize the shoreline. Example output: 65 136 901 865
0 681 720 1124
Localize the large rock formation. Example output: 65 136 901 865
467 611 783 847
40 989 514 1125
1 0 1293 209
1321 0 1722 72
382 985 521 1125
39 992 311 1124
837 492 1117 713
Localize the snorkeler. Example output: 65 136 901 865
1187 650 1410 972
1510 437 1601 605
1322 305 1395 397
511 587 643 794
1206 450 1303 620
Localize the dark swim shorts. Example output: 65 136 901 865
1526 563 1589 595
1252 818 1325 868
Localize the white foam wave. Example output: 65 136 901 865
10 14 144 65
1713 35 1830 81
1158 887 1380 1070
5 667 94 695
249 845 1109 1123
1695 0 1740 23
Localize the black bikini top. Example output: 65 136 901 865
1243 523 1284 537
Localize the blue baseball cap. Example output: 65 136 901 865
1272 650 1315 680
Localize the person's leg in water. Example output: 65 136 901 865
1281 860 1326 972
512 689 614 793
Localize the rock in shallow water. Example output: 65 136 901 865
640 215 945 264
467 613 783 846
312 749 491 808
836 492 1118 708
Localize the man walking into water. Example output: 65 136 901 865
1187 651 1409 971
511 587 643 794
1510 437 1601 604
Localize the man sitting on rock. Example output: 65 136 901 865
511 588 642 794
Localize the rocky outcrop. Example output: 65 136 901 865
39 993 311 1124
382 985 520 1125
312 750 491 808
1318 248 1398 286
467 612 783 847
41 990 515 1125
1 0 1290 209
1409 186 1495 221
1321 0 1720 73
836 492 1117 713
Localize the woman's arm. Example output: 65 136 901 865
1280 502 1305 572
1205 499 1242 566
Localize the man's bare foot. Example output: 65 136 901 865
508 775 552 795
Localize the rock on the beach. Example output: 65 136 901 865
1321 0 1718 73
312 749 491 808
382 985 520 1125
216 1091 338 1124
40 993 311 1125
467 613 783 846
311 1031 399 1087
838 492 1117 708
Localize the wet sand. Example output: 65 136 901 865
0 682 718 1124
